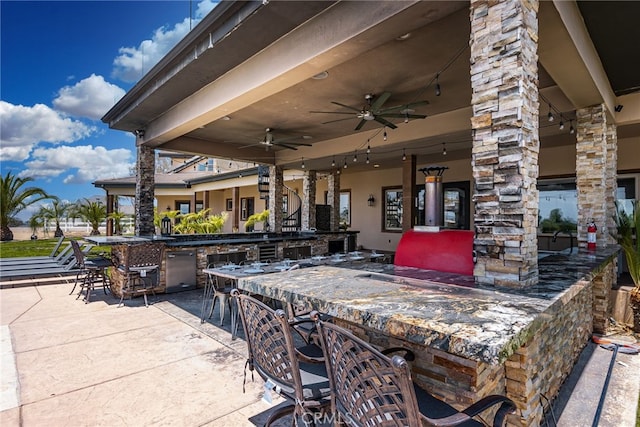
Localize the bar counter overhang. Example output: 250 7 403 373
237 245 620 425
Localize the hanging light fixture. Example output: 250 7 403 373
301 157 305 169
343 157 348 169
435 73 441 96
402 149 407 161
383 128 387 141
442 142 447 156
366 154 370 164
331 156 336 167
569 120 575 134
559 119 565 131
547 103 554 122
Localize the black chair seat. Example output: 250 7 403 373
414 384 483 427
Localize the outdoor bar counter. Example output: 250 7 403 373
237 246 620 426
86 230 359 295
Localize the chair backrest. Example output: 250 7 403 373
124 243 164 271
233 291 304 401
314 316 422 426
69 239 87 269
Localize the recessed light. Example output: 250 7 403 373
311 71 329 80
221 116 231 121
395 32 411 41
374 164 380 168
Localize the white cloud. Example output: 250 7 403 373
53 74 126 120
0 101 95 162
19 145 134 183
111 0 218 82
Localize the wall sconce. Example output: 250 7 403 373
367 194 375 207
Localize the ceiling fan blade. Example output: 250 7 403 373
379 100 429 113
238 142 264 149
370 92 392 112
322 117 357 125
275 143 299 150
331 101 361 112
309 110 354 115
354 119 367 131
379 113 427 119
374 116 397 129
275 141 312 147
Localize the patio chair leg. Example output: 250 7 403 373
219 295 226 326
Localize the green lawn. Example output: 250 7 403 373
0 238 110 258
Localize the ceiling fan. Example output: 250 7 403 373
239 128 313 151
310 92 428 130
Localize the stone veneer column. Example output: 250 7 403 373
327 171 340 231
402 154 417 231
301 170 317 231
135 144 156 236
268 165 283 233
470 0 540 288
576 104 612 247
605 123 618 244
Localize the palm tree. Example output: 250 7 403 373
107 210 130 235
37 198 72 237
0 171 52 241
74 198 107 235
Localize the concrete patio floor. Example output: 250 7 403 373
1 283 638 426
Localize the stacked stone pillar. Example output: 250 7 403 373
301 171 317 231
327 171 341 231
268 165 284 233
134 144 156 236
470 0 540 288
575 105 617 247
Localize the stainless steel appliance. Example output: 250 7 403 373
165 250 196 293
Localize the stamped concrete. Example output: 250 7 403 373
1 282 638 426
0 284 283 426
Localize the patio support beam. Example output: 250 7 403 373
327 171 340 232
575 104 616 248
470 0 540 288
232 187 240 231
302 171 317 231
402 154 417 232
134 144 156 236
268 166 283 233
106 193 114 236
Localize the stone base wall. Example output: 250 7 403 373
592 258 616 333
335 258 615 426
108 233 356 297
505 278 593 426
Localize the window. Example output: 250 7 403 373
176 201 190 215
226 198 233 211
383 187 403 231
340 190 351 227
195 201 203 212
240 197 255 221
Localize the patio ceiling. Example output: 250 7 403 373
103 1 640 175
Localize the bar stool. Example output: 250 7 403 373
118 243 164 307
70 239 112 303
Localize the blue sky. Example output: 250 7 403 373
1 0 218 219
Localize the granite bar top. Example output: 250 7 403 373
238 246 620 365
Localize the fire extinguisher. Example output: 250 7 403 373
587 220 597 250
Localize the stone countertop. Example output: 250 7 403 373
238 246 619 365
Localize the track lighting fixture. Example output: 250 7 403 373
442 142 447 156
402 149 406 161
435 73 441 97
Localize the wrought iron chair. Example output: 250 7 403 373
202 262 235 325
312 311 516 427
70 239 112 303
232 290 331 426
117 243 164 307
